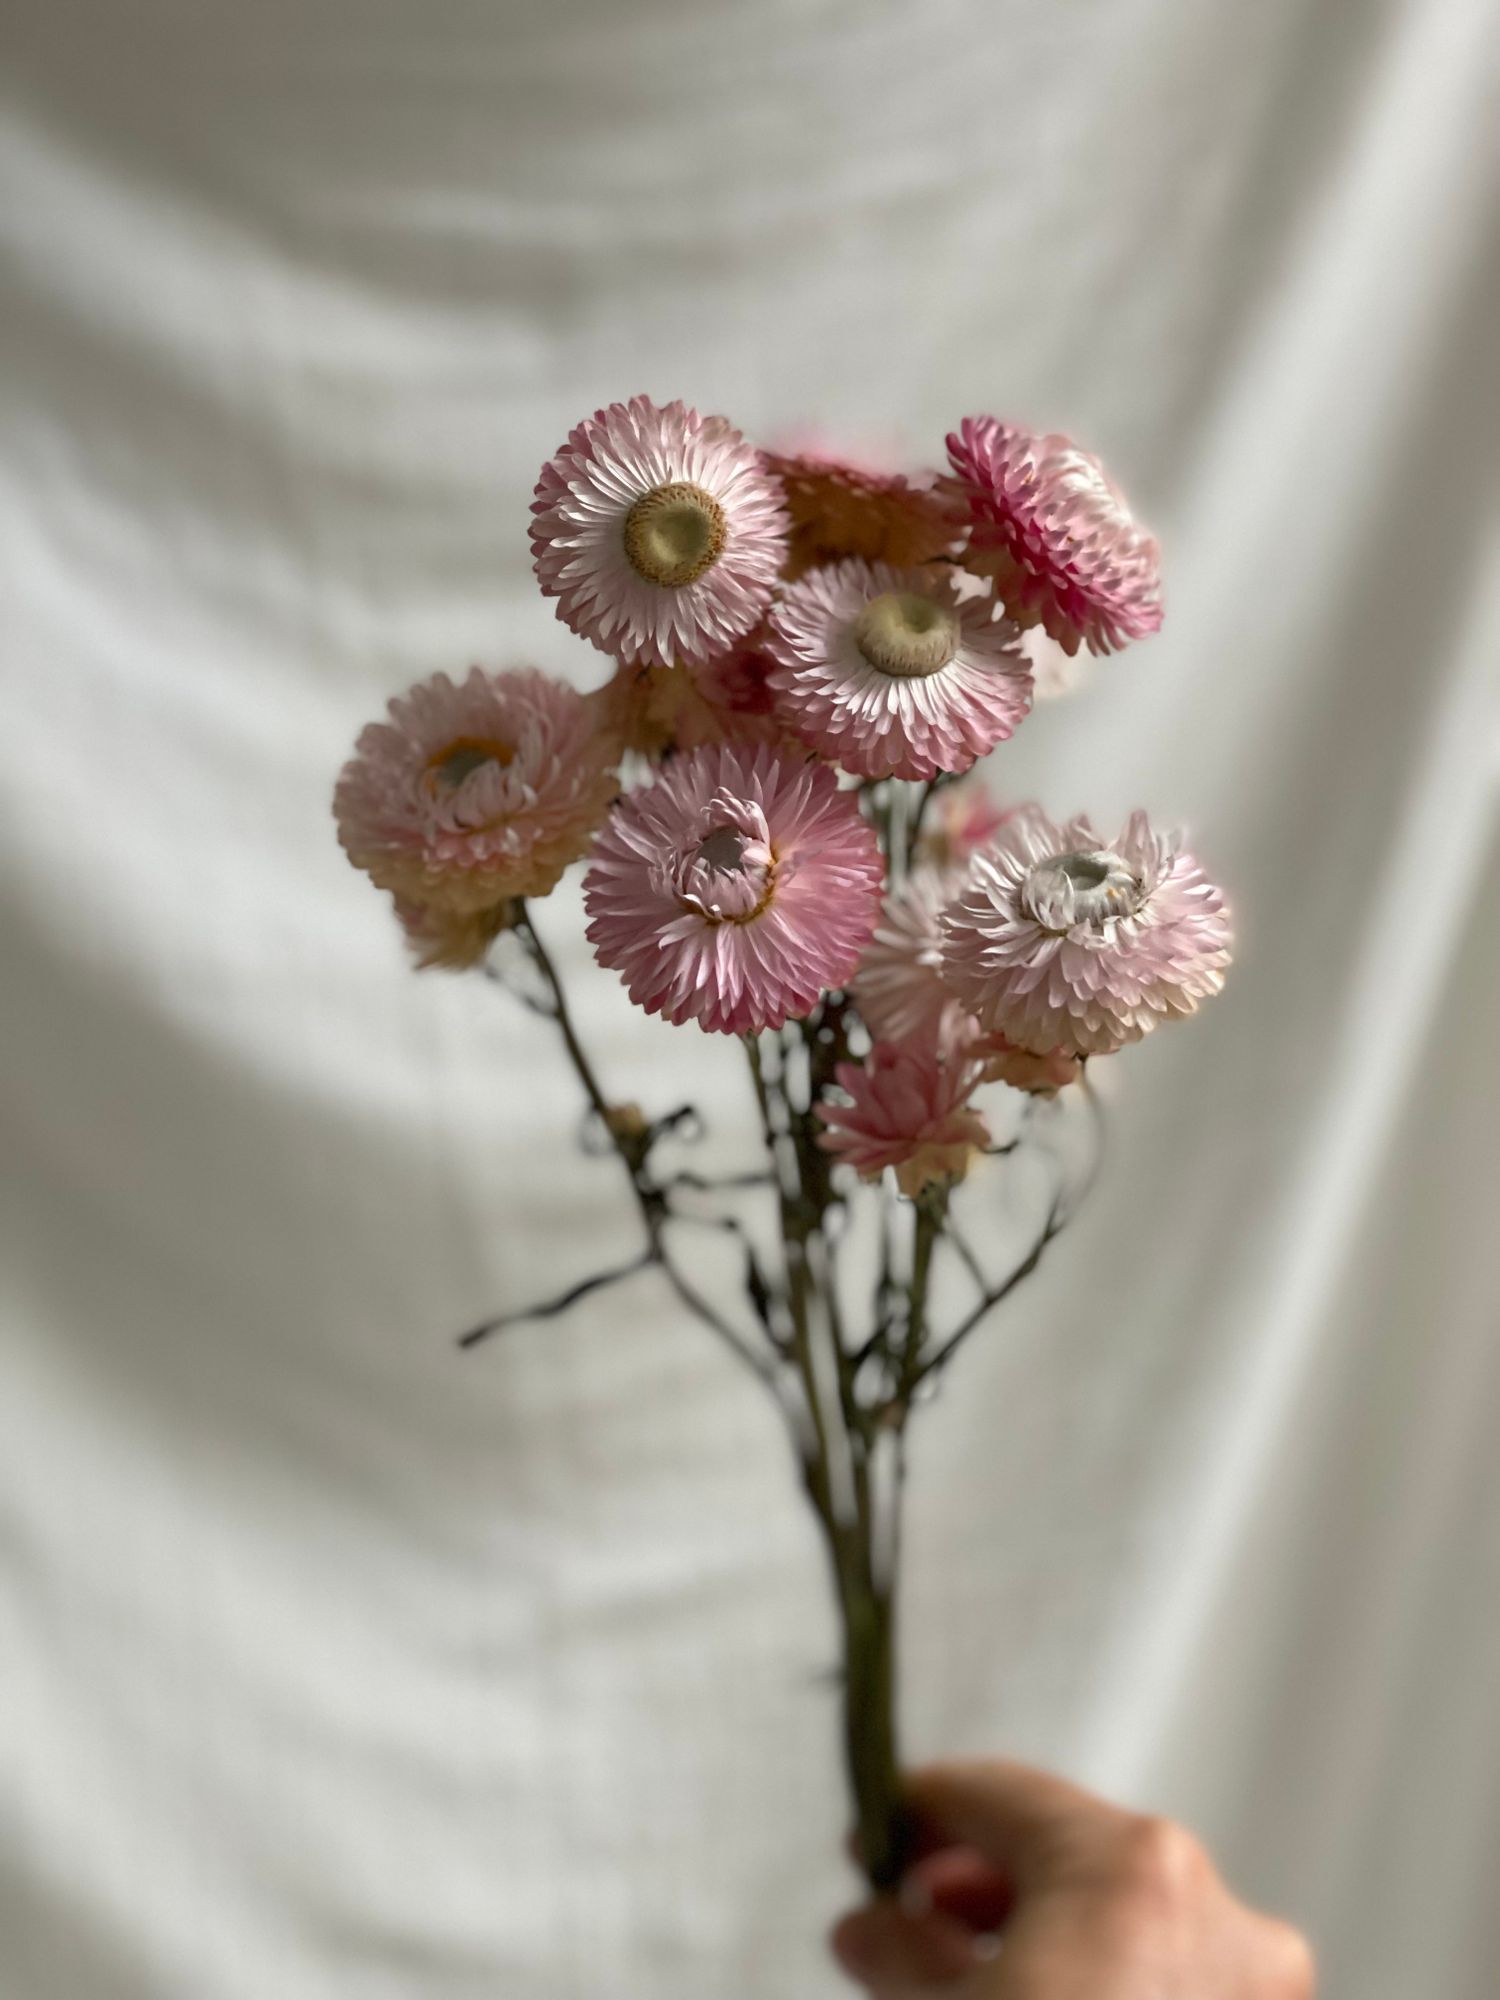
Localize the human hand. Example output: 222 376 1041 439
832 1761 1314 1998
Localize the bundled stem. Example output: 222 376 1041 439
470 903 1096 1894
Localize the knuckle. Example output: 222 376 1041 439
1113 1813 1209 1904
1265 1919 1317 1997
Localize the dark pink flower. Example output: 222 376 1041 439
945 417 1162 656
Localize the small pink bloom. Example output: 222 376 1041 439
334 668 617 913
852 865 968 1044
817 1037 990 1197
531 396 789 670
583 743 884 1036
917 780 1017 869
766 559 1032 781
941 806 1232 1056
945 417 1162 656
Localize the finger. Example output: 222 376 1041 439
904 1760 1122 1885
907 1847 1016 1934
831 1901 982 1994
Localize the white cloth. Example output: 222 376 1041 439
3 3 1498 1995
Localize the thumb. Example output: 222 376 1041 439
904 1760 1127 1889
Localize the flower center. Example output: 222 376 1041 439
853 590 960 679
1022 847 1144 932
623 482 727 588
427 737 515 789
671 798 776 925
697 825 750 872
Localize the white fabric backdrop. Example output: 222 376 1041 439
3 3 1497 1994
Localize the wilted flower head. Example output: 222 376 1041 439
334 668 617 914
766 559 1032 781
817 1036 990 1197
583 743 884 1036
945 417 1162 656
973 1035 1083 1096
941 806 1232 1056
765 447 956 581
392 896 517 971
531 397 789 670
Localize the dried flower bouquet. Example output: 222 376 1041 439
334 398 1231 1890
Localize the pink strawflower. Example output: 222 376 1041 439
530 396 789 670
945 417 1162 656
817 1037 990 1197
916 779 1017 869
392 896 516 971
941 806 1232 1056
583 743 884 1036
852 868 1082 1092
764 447 956 580
334 668 618 914
852 865 967 1044
766 559 1033 781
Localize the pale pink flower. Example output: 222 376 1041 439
392 896 516 971
817 1038 990 1197
945 417 1162 656
916 780 1017 869
764 447 956 581
583 743 884 1035
941 806 1232 1056
852 865 968 1044
852 868 1082 1091
334 668 617 914
530 396 789 670
766 559 1032 781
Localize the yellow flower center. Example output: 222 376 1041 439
853 590 960 679
623 482 727 589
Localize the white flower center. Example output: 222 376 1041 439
671 793 775 924
853 589 960 679
1022 848 1143 932
623 481 727 588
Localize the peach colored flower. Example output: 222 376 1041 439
334 668 617 914
392 896 516 971
764 448 956 581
